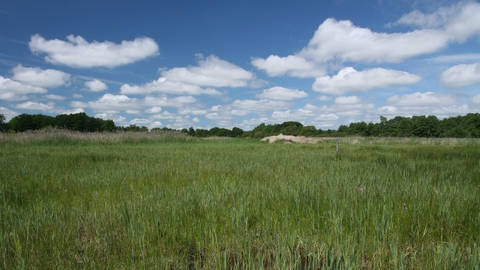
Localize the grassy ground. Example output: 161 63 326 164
1 133 479 269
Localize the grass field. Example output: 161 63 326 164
1 132 479 269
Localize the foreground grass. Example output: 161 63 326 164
1 135 479 269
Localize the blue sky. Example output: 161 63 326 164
1 0 480 130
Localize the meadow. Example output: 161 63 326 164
1 131 479 269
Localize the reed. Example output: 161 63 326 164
1 133 479 269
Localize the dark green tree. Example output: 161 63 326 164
231 127 244 137
447 126 469 138
9 114 34 132
380 116 387 135
209 127 220 136
0 114 8 132
195 129 209 137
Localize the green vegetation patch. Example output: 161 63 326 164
1 137 479 269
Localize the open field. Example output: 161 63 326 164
1 132 479 269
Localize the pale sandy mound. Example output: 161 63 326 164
261 134 322 144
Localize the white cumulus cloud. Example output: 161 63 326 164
84 79 108 91
251 55 325 78
15 101 55 112
231 99 290 112
472 95 480 106
0 107 18 121
386 92 461 107
12 64 70 88
394 2 480 42
29 34 159 68
0 76 47 100
71 94 197 114
161 54 254 87
254 2 480 78
45 94 66 100
144 106 162 114
271 109 315 121
258 86 308 100
334 95 362 105
301 18 449 63
120 77 221 96
312 67 421 95
440 62 480 88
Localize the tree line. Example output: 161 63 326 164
1 112 480 138
1 113 115 132
250 114 480 138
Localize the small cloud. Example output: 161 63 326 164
144 106 162 114
45 94 66 100
258 86 308 100
84 79 108 92
318 95 332 101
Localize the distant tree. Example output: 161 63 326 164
447 126 469 138
209 127 220 136
464 113 480 138
217 128 231 137
337 125 348 134
231 127 244 137
251 123 266 138
188 127 195 136
9 114 34 132
380 116 387 135
0 114 7 132
104 120 115 132
299 125 316 137
195 128 209 137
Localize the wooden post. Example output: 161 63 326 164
336 138 339 154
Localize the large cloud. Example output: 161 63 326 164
161 54 255 87
120 77 221 96
15 101 55 112
0 76 47 100
258 86 308 100
253 2 480 78
312 67 421 95
299 19 449 64
386 92 461 107
440 62 480 88
71 94 197 113
12 64 70 88
394 1 480 42
29 34 159 68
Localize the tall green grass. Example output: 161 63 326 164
1 135 479 269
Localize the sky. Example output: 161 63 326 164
1 0 480 130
